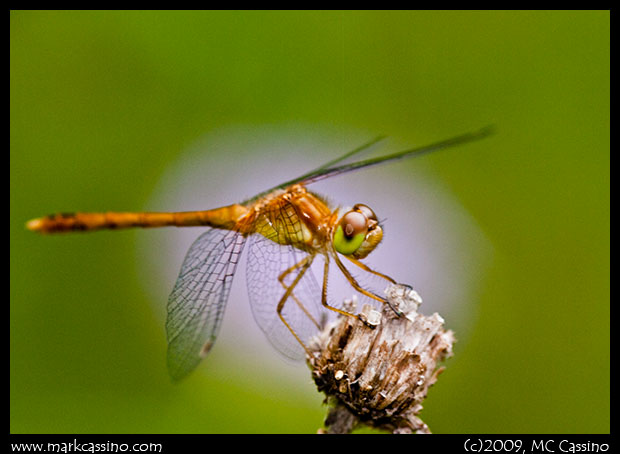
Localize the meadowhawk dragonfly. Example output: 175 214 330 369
27 127 493 381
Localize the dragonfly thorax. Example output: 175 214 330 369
241 184 334 253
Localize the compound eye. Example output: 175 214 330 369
353 203 377 222
333 210 368 255
341 211 367 238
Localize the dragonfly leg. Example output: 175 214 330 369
332 250 403 317
278 256 321 330
319 255 367 322
276 255 315 356
344 256 397 284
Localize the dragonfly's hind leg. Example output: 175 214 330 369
276 255 316 356
278 256 321 330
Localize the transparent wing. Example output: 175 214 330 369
245 202 323 360
298 126 495 186
243 126 494 204
242 135 387 204
166 228 245 381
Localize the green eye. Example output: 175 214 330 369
333 210 368 255
333 224 366 255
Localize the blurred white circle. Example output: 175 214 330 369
135 124 493 385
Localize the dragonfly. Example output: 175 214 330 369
27 126 494 381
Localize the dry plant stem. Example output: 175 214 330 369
307 284 455 434
322 398 358 434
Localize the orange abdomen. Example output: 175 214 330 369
26 205 248 234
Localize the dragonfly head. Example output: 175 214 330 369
333 204 383 259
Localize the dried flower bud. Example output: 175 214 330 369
307 284 455 434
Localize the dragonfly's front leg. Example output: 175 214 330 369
332 250 403 317
344 256 396 285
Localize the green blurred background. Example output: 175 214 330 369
10 11 609 433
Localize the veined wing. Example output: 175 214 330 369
245 200 323 360
299 125 495 186
245 126 494 203
166 228 245 381
243 135 387 204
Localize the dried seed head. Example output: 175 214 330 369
307 284 455 434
